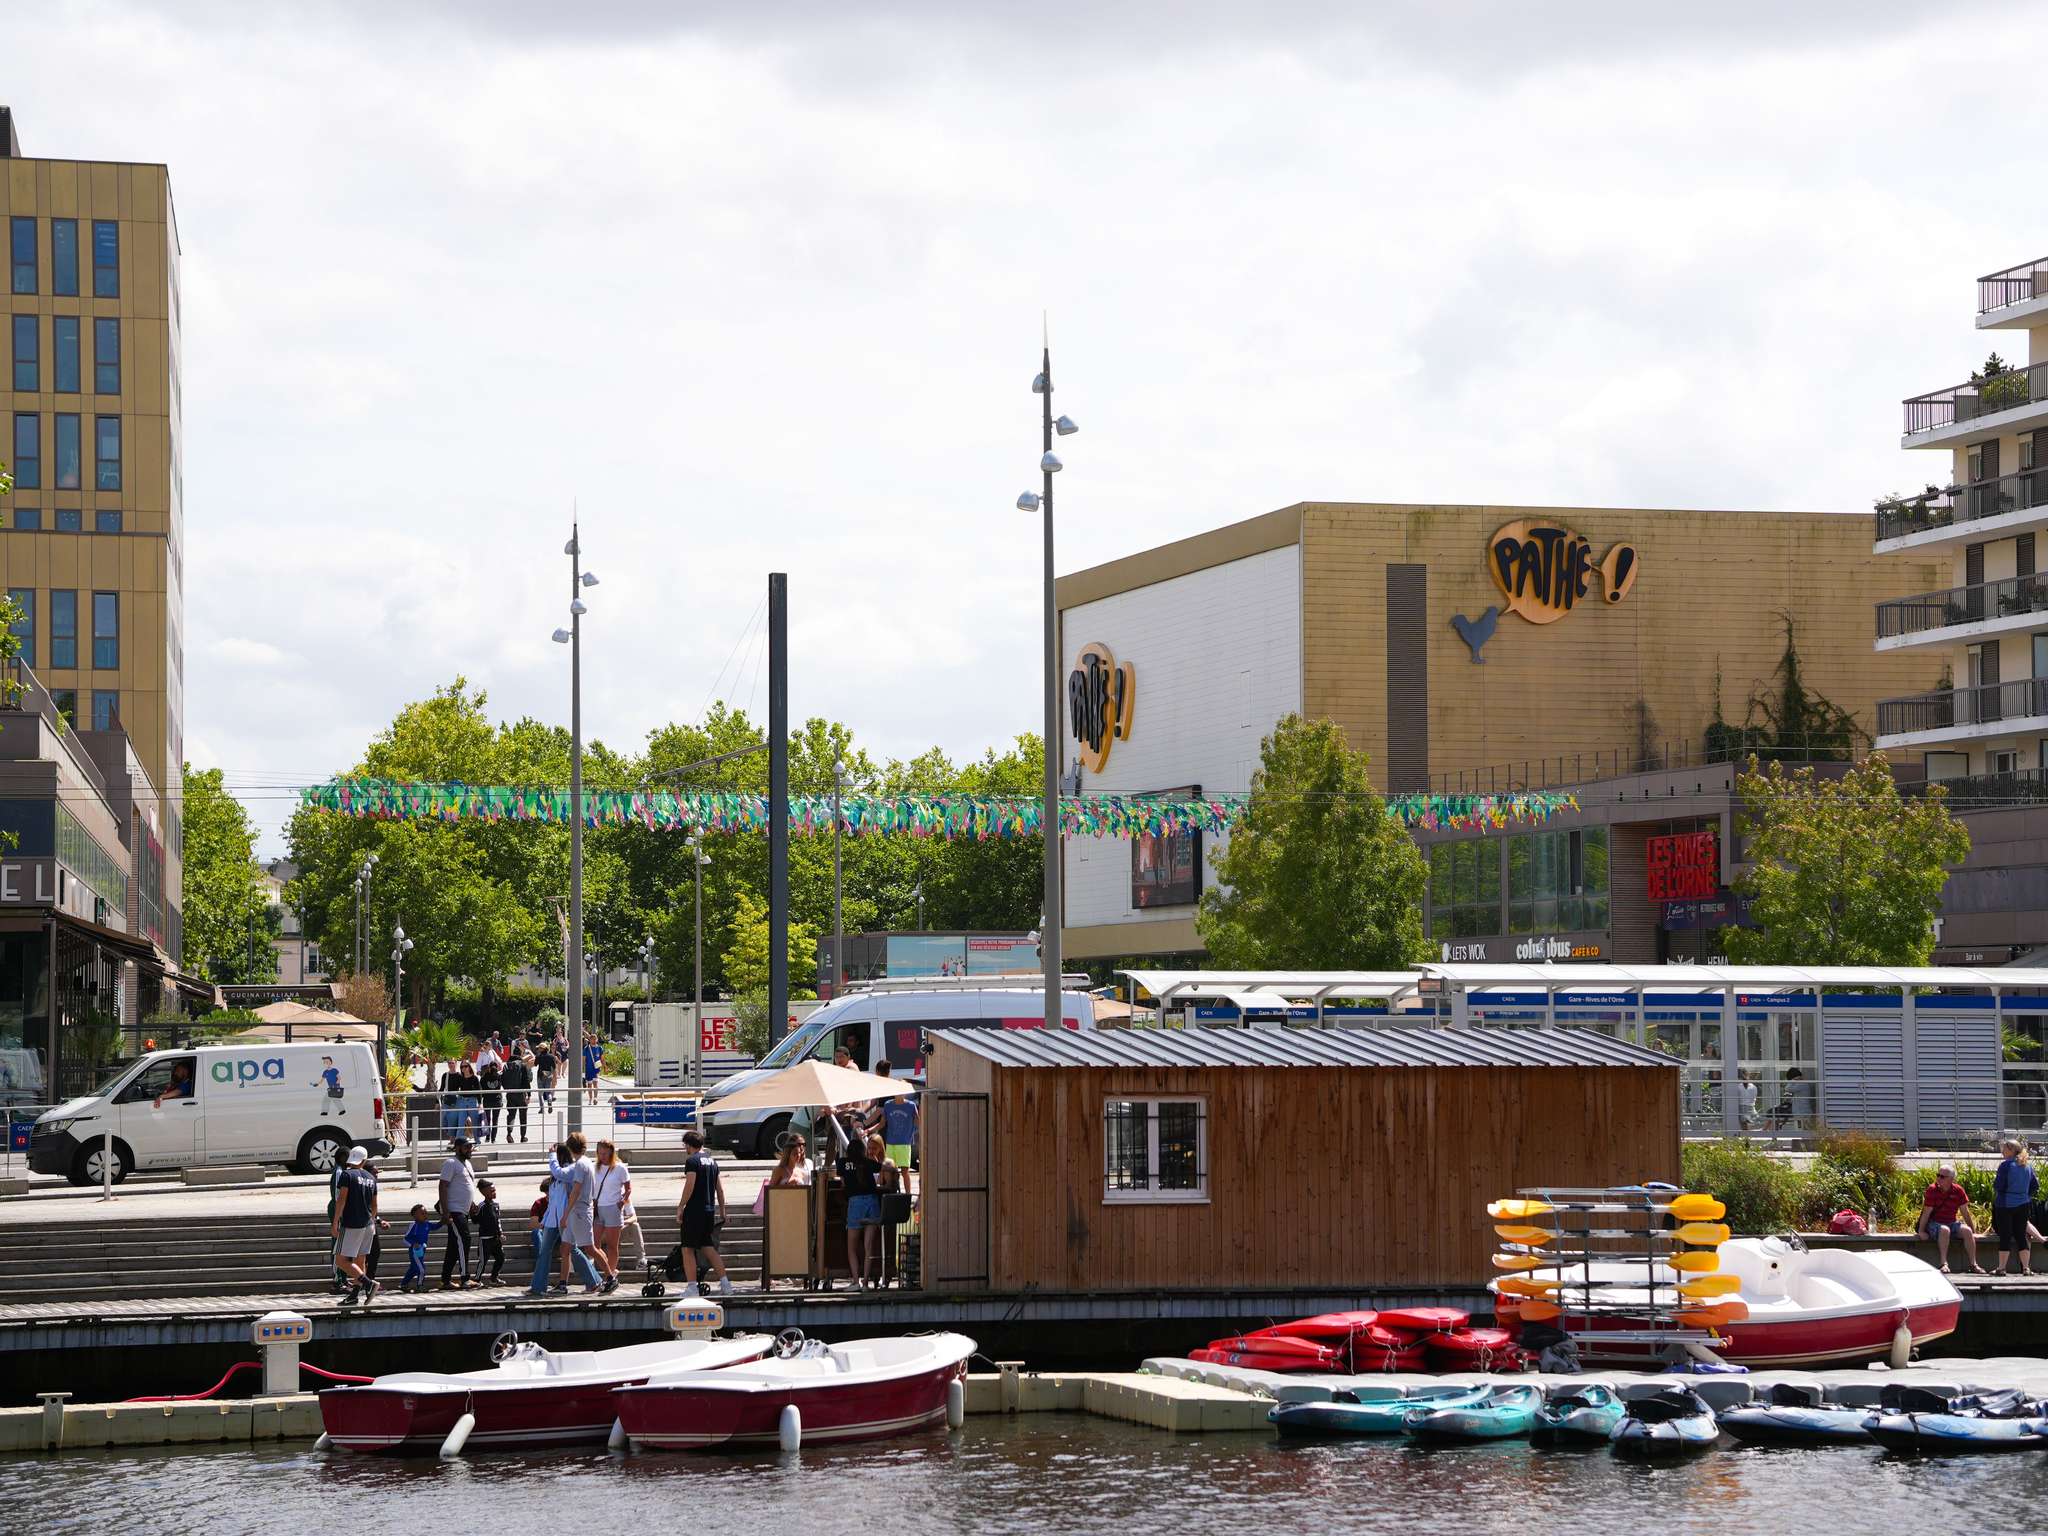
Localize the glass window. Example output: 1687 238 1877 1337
50 219 77 297
49 687 75 723
10 508 38 531
7 589 32 669
91 222 118 298
11 314 35 391
50 591 75 670
91 592 117 669
91 690 118 731
53 414 80 490
93 416 119 490
1103 1097 1207 1203
10 413 37 489
93 510 121 534
51 316 78 393
9 218 34 295
54 509 80 533
92 319 119 394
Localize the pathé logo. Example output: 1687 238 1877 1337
1067 642 1136 774
1488 520 1639 625
211 1057 287 1085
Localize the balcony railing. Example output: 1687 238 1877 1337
1980 257 2048 316
1877 573 2048 639
1877 678 2048 737
1903 359 2048 435
1906 767 2048 808
1875 467 2048 541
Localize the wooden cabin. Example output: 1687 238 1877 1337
920 1025 1679 1293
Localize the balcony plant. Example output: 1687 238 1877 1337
1976 352 2032 413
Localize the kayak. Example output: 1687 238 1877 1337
1720 1384 1872 1447
1254 1311 1379 1342
1863 1387 2048 1454
1377 1306 1468 1334
1424 1327 1521 1371
1351 1344 1432 1372
1405 1383 1542 1441
1270 1387 1483 1438
1611 1387 1718 1456
1531 1386 1624 1446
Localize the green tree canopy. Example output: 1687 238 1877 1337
183 764 275 983
1725 753 1969 966
1196 713 1429 969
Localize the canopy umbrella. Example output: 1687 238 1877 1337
710 1059 915 1115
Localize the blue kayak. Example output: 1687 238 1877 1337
1270 1387 1484 1437
1721 1385 1871 1447
1532 1386 1624 1446
1864 1387 2048 1454
1405 1384 1542 1441
1611 1387 1718 1456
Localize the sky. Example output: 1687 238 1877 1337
7 0 2043 853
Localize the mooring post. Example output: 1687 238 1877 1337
38 1391 70 1451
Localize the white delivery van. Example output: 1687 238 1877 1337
699 978 1091 1159
29 1041 389 1184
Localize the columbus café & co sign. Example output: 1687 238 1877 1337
1069 642 1135 773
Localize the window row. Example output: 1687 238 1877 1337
1427 827 1613 938
11 314 120 393
4 588 119 670
6 508 122 533
9 217 119 297
9 413 120 490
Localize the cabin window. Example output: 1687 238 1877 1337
1102 1096 1207 1204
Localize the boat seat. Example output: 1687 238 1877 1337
548 1352 599 1377
831 1347 877 1374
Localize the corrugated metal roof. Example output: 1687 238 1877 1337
928 1024 1676 1071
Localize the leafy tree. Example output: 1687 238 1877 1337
726 888 819 1056
182 764 275 983
1724 753 1969 965
1196 714 1430 968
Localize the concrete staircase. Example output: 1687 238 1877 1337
0 1210 765 1306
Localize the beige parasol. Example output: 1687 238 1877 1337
709 1059 915 1115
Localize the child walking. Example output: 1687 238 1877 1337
475 1179 506 1284
400 1204 435 1293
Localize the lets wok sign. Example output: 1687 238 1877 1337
1489 520 1639 624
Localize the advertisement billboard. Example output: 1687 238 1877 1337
885 934 971 978
1131 785 1202 909
966 936 1040 975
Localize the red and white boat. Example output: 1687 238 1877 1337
319 1324 773 1454
1495 1236 1961 1367
614 1330 976 1450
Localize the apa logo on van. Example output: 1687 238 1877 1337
211 1057 288 1085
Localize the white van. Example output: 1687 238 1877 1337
699 981 1091 1158
29 1042 389 1184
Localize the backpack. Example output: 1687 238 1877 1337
1827 1209 1868 1236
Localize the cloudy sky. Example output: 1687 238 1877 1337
8 1 2040 850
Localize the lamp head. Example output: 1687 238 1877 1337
570 599 588 617
581 572 599 588
1016 491 1041 512
1031 372 1048 394
551 628 572 644
1040 452 1062 473
1054 415 1079 436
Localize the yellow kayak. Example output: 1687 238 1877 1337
1486 1194 1726 1222
1494 1224 1555 1245
1677 1274 1741 1298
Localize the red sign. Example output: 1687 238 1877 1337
1647 832 1719 902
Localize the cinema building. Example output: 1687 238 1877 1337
1055 501 1941 967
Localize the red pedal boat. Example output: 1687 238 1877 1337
615 1329 976 1450
319 1310 772 1454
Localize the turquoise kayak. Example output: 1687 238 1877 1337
1405 1384 1542 1441
1531 1385 1624 1446
1611 1387 1718 1456
1270 1387 1484 1437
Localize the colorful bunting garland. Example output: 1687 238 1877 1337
299 779 1579 840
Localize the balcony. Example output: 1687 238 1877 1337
1902 358 2048 445
1874 468 2048 549
1980 257 2048 327
1876 573 2048 648
1906 766 2048 809
1876 677 2048 744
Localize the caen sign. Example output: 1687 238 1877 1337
1068 642 1135 773
1489 520 1639 624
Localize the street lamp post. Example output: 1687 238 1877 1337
831 759 844 1000
353 852 378 975
689 834 708 1089
1016 346 1079 1031
390 923 414 1023
551 524 599 1131
638 933 656 1008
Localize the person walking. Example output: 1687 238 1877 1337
437 1135 481 1289
400 1204 435 1292
501 1049 533 1142
332 1146 382 1306
539 1137 606 1294
527 1167 570 1297
560 1132 616 1294
593 1141 631 1282
676 1129 732 1298
535 1041 558 1115
582 1036 604 1109
1995 1140 2039 1276
479 1055 504 1144
474 1178 507 1284
458 1061 485 1141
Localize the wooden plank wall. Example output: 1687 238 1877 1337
921 1047 992 1290
983 1063 1679 1292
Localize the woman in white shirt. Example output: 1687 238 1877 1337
593 1139 631 1281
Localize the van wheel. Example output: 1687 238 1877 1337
757 1115 792 1159
72 1140 130 1186
299 1129 349 1176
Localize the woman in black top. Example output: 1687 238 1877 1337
479 1058 503 1143
837 1134 883 1288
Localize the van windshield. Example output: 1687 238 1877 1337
92 1057 146 1097
755 1021 831 1071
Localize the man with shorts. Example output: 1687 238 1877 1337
879 1076 918 1187
1920 1163 1985 1274
676 1129 732 1298
332 1146 381 1305
554 1132 615 1294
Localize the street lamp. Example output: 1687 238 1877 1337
689 834 709 1089
1016 345 1077 1031
390 923 414 1024
638 933 656 1007
353 852 378 975
831 759 844 1001
551 525 599 1131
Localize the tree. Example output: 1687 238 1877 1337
182 765 275 983
726 888 817 1056
1725 753 1969 966
1196 714 1430 968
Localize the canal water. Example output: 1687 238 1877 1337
8 1413 2048 1534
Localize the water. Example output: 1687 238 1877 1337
8 1415 2048 1536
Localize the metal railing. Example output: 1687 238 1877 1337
1980 257 2048 316
1876 677 2048 737
1877 573 2048 638
1906 767 2048 808
1904 359 2048 435
1429 742 1855 795
1876 469 2048 542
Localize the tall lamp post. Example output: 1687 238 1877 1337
390 923 414 1024
830 759 844 1000
689 834 708 1089
638 933 656 1006
1016 346 1079 1031
550 524 599 1131
353 852 378 975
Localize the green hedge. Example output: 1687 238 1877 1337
1682 1135 1971 1234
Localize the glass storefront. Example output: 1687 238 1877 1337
0 929 48 1106
1426 827 1610 938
